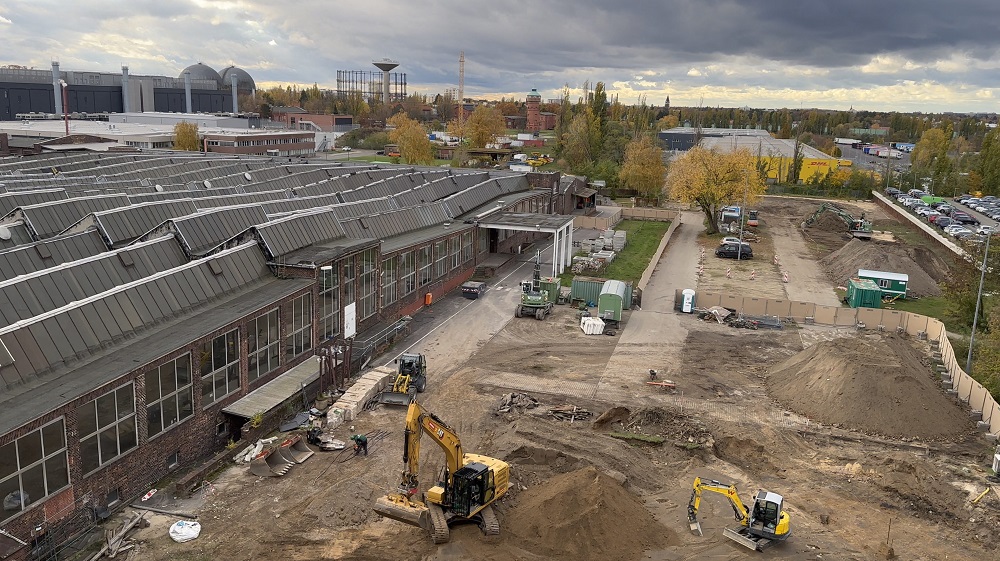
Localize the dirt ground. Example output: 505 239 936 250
117 199 1000 561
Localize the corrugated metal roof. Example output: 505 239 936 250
0 189 68 215
328 198 399 219
0 236 187 325
0 230 109 282
0 223 35 249
0 242 271 387
338 202 451 240
192 190 291 210
170 205 269 256
15 194 131 239
57 200 200 247
254 208 346 259
260 193 341 215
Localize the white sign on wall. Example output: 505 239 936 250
344 302 357 339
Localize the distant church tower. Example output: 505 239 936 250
526 89 542 132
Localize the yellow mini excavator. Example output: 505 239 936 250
687 477 791 551
372 401 512 543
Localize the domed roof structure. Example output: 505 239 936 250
219 66 256 93
178 63 223 87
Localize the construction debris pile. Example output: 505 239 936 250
766 336 976 440
547 404 592 422
495 392 539 414
88 511 148 560
696 306 764 330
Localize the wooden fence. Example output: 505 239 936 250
682 290 1000 435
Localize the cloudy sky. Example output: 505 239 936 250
2 0 999 113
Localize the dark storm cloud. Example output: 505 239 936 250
1 0 999 111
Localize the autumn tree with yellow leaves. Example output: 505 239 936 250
666 147 767 234
387 113 434 165
449 105 505 149
173 122 200 151
618 136 666 199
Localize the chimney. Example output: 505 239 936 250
230 74 238 114
52 61 63 116
121 65 130 113
184 71 192 113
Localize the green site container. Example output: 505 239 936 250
571 276 633 308
857 269 907 299
597 280 628 322
538 277 561 304
846 278 882 309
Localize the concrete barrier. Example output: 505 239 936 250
331 366 397 421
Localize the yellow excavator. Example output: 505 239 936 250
687 477 791 551
372 401 512 543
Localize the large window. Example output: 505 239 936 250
78 384 137 474
0 419 69 522
200 330 240 407
450 236 461 270
358 249 377 321
319 266 340 341
462 232 474 264
285 294 313 359
434 241 447 279
418 246 432 287
381 257 398 306
399 252 416 297
146 355 193 438
342 256 356 306
248 310 280 382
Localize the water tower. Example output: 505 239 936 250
372 58 399 104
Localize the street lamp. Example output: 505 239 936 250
966 233 991 373
58 79 69 137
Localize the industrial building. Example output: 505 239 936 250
0 62 255 122
659 127 848 183
0 151 577 558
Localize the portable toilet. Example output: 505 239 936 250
598 280 628 323
845 278 882 309
681 289 696 313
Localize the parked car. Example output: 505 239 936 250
954 230 975 240
720 236 742 245
977 225 995 235
924 211 941 220
955 194 972 202
951 211 980 225
963 198 981 207
885 187 901 196
945 224 970 235
934 217 954 228
715 243 753 259
914 206 933 216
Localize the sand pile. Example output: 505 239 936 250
765 336 975 440
810 210 853 234
820 239 943 296
505 465 674 560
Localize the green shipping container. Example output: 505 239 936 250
846 278 882 309
538 277 561 304
571 276 633 308
598 280 628 322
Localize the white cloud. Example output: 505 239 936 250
0 15 11 24
268 39 276 46
686 68 702 77
860 54 920 74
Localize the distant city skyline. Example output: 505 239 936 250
2 0 1000 113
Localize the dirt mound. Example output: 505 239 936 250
713 436 780 475
820 239 942 297
810 210 853 234
505 465 675 560
765 336 975 439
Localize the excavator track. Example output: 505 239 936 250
477 504 500 536
427 503 450 544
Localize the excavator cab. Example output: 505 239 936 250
748 490 784 539
449 462 494 517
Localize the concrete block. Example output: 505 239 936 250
977 421 991 433
946 389 958 396
970 410 983 421
931 351 942 360
930 340 940 349
935 365 948 373
983 433 999 443
940 371 952 381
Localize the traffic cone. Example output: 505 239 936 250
726 268 732 279
750 270 756 280
782 271 789 283
773 255 779 266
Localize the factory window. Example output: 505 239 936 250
319 265 340 342
284 294 313 359
248 309 280 383
450 236 461 270
78 384 137 474
199 329 240 407
146 354 194 438
418 246 432 287
434 240 447 279
399 251 416 297
381 256 398 306
358 248 377 321
462 232 474 263
342 255 356 306
0 419 69 522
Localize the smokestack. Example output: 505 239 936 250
230 74 238 115
52 61 63 116
184 71 192 113
121 65 130 113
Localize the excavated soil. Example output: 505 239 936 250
765 335 976 440
505 465 676 560
820 238 946 296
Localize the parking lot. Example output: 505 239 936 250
885 187 998 243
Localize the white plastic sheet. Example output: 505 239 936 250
169 520 202 543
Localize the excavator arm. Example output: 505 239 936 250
399 401 464 494
687 477 749 535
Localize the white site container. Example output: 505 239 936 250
580 316 606 335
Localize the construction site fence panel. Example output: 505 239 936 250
620 208 679 222
689 290 1000 435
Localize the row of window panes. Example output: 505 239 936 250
248 309 280 382
0 419 69 523
286 294 312 358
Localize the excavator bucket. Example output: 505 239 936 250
379 391 414 406
373 495 431 530
248 449 294 477
279 436 314 464
689 519 703 536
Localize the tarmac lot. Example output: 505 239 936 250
125 199 999 561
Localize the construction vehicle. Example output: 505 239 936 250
804 203 873 239
687 477 791 551
746 210 759 227
515 251 555 320
372 401 512 543
379 353 428 406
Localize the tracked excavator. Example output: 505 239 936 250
687 477 791 551
372 401 512 543
804 202 873 240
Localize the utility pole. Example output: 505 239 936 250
966 232 991 373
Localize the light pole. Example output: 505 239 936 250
59 80 69 137
966 232 991 373
737 170 749 260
